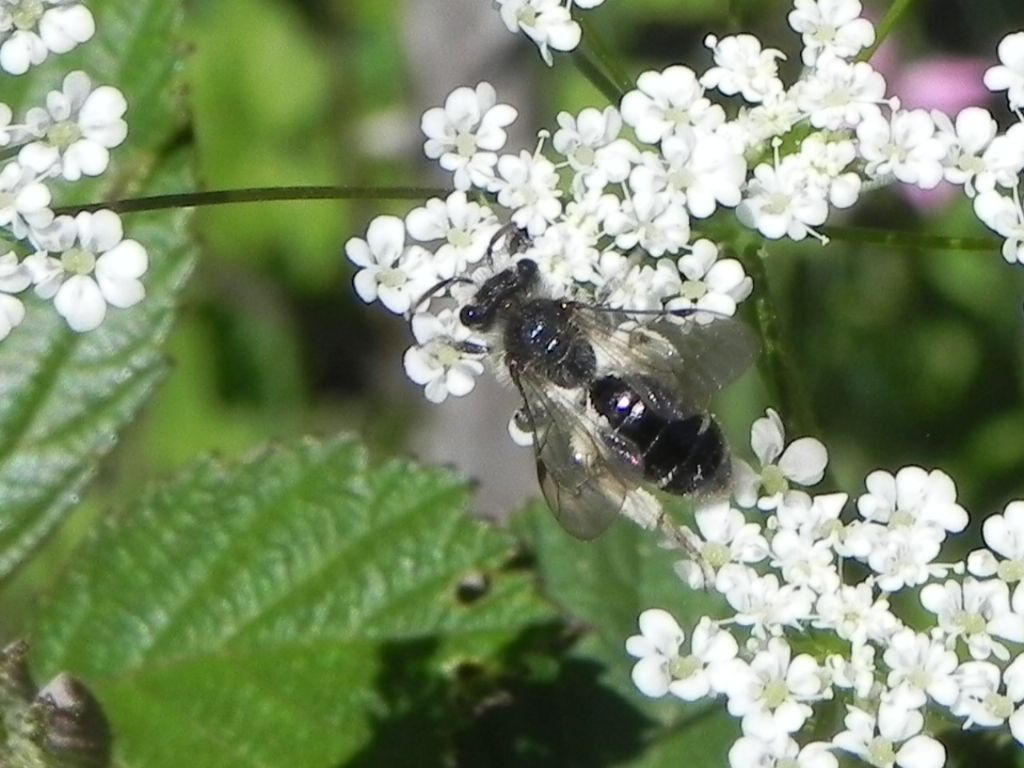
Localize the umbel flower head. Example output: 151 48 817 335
0 1 149 342
342 0 1024 765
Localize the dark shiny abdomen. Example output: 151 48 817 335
589 374 727 494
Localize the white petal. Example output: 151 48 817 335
95 273 144 308
750 408 785 464
0 294 25 340
53 275 106 332
778 437 828 485
96 239 148 279
365 215 406 265
895 734 945 768
76 209 123 252
631 656 670 697
637 608 684 654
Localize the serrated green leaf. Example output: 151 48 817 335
0 0 192 580
516 503 740 767
32 437 556 768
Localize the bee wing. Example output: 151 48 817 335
573 308 759 407
512 368 643 540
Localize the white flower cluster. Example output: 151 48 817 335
345 1 1024 407
0 8 147 341
628 408 1024 768
492 0 607 66
0 0 94 76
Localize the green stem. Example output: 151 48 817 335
53 185 452 216
859 0 919 62
823 224 995 253
575 15 632 100
742 244 818 439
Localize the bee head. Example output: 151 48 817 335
459 258 539 331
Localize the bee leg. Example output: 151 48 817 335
616 488 717 590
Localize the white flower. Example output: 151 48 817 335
494 150 562 235
526 221 599 296
920 578 1024 661
675 501 768 588
0 160 53 242
631 129 747 219
953 660 1017 729
770 526 840 595
624 608 685 697
846 524 942 592
24 210 147 332
403 309 485 403
620 66 724 144
856 466 968 537
798 132 862 208
826 642 878 699
18 71 127 181
421 82 517 191
883 628 960 709
603 188 690 257
626 612 742 702
717 565 815 639
729 736 837 768
736 88 802 147
973 190 1024 264
933 108 1024 196
0 0 94 75
736 155 829 241
720 637 824 741
597 254 681 312
788 0 875 65
496 0 581 65
833 703 946 768
968 500 1024 581
700 34 786 103
345 215 438 315
795 57 886 131
733 408 828 509
665 239 752 319
846 467 965 590
404 192 498 279
857 109 948 190
984 31 1024 110
552 106 637 191
815 584 899 645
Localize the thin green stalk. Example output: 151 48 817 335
859 0 919 62
576 15 632 99
53 185 451 216
822 225 995 253
572 48 625 105
742 244 817 439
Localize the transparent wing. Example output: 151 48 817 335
512 368 644 540
572 308 759 408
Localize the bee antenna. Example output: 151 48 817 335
408 276 476 318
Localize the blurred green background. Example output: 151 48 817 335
5 0 1024 626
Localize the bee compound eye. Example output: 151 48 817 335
459 304 479 327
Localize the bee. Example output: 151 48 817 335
444 229 758 541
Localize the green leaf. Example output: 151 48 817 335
32 438 556 768
0 0 192 580
515 503 741 767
